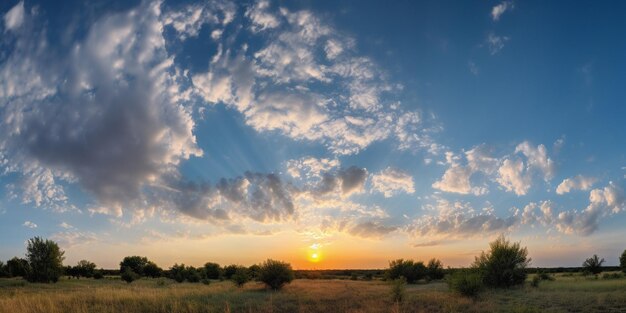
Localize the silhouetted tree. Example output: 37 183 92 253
248 264 261 280
121 268 138 283
258 259 294 290
386 259 427 284
120 256 149 276
202 262 221 279
169 264 186 283
232 266 250 287
25 237 65 283
6 257 30 277
426 258 445 280
472 235 531 288
143 261 163 278
620 250 626 274
582 254 605 275
0 261 8 278
222 264 238 280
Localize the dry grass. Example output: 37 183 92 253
1 273 625 313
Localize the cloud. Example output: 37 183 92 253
497 142 555 195
432 145 496 195
0 2 202 214
3 1 24 31
162 0 235 40
555 182 625 235
371 167 415 197
556 175 597 195
51 230 98 248
349 220 397 238
409 199 518 237
432 165 484 195
245 0 280 32
412 240 443 248
486 32 509 55
22 220 37 228
192 1 438 155
286 157 339 178
491 1 514 21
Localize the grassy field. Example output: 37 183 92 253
0 273 625 313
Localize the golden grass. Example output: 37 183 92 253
1 274 625 313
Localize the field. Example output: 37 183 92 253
1 273 625 313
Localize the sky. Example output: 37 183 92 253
0 0 625 270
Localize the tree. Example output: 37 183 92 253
222 264 238 280
258 259 294 290
248 264 261 281
25 237 65 283
121 268 138 283
186 266 201 283
143 261 163 278
169 264 186 283
426 258 445 280
75 260 97 278
620 250 626 274
582 254 605 275
6 257 30 277
231 266 250 287
472 235 531 288
120 256 149 276
0 261 7 278
386 259 427 284
202 262 221 279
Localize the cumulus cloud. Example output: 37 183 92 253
497 142 555 195
349 220 397 238
245 0 280 32
23 220 37 228
0 2 202 214
51 230 98 248
162 0 235 40
371 167 415 197
556 175 597 195
432 144 496 195
3 1 24 31
555 182 625 235
410 199 518 237
286 157 339 178
491 1 514 21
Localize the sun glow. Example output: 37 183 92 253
307 243 322 263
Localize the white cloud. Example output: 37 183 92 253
23 220 37 228
371 167 415 197
497 158 532 195
162 0 235 40
245 0 280 32
286 157 339 178
497 142 555 196
486 32 509 55
515 141 555 181
3 1 24 31
491 1 514 21
432 145 496 195
556 175 597 195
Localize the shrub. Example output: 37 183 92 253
7 257 30 278
602 273 622 280
25 237 65 283
258 259 294 290
120 256 149 276
530 275 541 287
387 259 427 284
536 270 554 281
448 270 483 298
186 266 201 283
0 261 8 278
427 258 445 281
472 235 531 288
231 266 250 287
201 278 211 285
143 261 163 278
582 255 604 275
93 271 104 279
390 277 406 303
121 268 138 283
248 264 261 281
169 264 186 283
620 250 626 274
75 260 97 278
222 264 238 280
203 262 221 279
364 273 373 281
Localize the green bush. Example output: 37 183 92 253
121 268 138 283
203 262 221 279
222 264 238 280
201 278 211 285
448 270 483 298
387 259 427 284
258 259 294 290
601 273 622 280
530 275 541 287
620 250 626 274
93 271 104 279
472 235 531 288
25 237 65 283
390 277 406 303
231 266 250 287
7 257 30 277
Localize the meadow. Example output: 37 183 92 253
1 272 625 313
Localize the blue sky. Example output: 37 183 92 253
0 0 624 269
